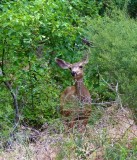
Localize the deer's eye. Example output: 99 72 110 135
79 66 83 69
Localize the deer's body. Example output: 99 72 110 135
60 81 91 111
56 56 91 128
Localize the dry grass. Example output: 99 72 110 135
0 105 137 160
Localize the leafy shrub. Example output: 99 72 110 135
84 11 137 110
0 0 101 130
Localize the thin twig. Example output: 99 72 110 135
91 101 117 106
99 73 124 110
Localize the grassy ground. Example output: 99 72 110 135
0 105 137 160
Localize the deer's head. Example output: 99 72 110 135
56 55 88 80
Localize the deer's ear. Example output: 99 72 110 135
80 54 89 65
55 58 71 69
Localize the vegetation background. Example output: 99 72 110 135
0 0 137 159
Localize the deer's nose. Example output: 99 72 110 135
71 71 76 76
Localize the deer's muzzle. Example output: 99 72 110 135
71 71 76 77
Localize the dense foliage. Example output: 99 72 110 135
0 0 100 140
85 12 137 107
0 0 137 143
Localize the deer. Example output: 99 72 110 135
56 55 91 128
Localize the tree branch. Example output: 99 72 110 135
1 41 19 124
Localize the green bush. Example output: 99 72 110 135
0 0 100 131
84 11 137 109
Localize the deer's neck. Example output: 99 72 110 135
74 78 91 104
75 78 85 99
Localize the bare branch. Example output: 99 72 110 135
91 101 117 106
1 41 20 124
98 73 125 110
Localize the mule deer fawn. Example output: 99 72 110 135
56 55 91 128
